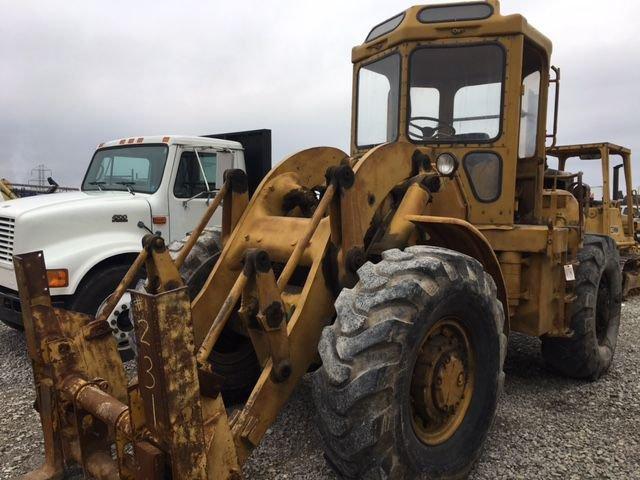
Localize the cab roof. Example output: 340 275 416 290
547 143 631 158
352 0 552 63
98 135 244 150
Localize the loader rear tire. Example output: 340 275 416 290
541 235 622 380
313 246 506 479
169 228 260 404
168 227 222 293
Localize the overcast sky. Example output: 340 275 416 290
1 0 639 189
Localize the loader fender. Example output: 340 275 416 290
407 214 509 334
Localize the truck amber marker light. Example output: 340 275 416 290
46 269 69 288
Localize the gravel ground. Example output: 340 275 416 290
1 299 639 480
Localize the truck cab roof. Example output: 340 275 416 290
98 135 244 151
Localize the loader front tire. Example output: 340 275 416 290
313 246 506 479
541 235 622 380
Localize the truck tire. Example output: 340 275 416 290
168 228 260 404
541 235 622 380
313 246 506 479
69 263 138 361
96 229 224 362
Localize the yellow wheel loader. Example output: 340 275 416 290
13 1 628 479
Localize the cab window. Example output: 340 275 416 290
82 145 168 193
408 44 504 143
356 54 401 147
519 44 543 158
173 151 217 198
463 152 502 202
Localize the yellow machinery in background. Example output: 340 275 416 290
0 178 17 201
546 143 640 295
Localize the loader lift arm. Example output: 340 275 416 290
15 144 464 479
15 141 508 478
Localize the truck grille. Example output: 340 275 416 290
0 217 15 264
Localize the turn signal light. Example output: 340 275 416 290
47 269 69 288
152 216 167 225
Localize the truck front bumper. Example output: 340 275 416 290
0 286 23 328
0 286 66 329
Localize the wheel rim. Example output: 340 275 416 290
410 317 475 446
97 292 137 356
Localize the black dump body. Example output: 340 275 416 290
203 129 272 195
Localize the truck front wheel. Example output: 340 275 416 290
68 263 137 361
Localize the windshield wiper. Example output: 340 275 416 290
116 181 136 195
89 181 105 191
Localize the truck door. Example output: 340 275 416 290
168 148 233 242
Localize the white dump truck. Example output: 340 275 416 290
0 130 271 357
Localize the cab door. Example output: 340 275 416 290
168 147 232 242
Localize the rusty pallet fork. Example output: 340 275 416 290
14 170 251 480
15 241 242 480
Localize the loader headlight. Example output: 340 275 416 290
436 153 458 177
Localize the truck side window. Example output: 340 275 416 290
173 151 218 198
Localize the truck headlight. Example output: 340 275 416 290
436 153 458 177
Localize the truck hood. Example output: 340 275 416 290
0 191 148 218
0 191 153 286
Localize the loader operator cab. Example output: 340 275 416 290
352 0 554 226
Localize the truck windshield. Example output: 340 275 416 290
82 145 168 193
408 44 505 143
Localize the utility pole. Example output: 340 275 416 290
29 164 52 187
